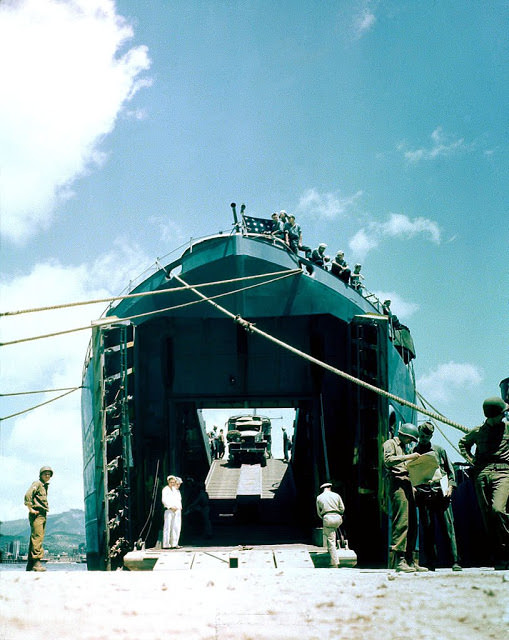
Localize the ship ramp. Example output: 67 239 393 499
205 457 296 522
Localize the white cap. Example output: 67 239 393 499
320 482 332 489
319 243 327 249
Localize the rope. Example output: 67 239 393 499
416 391 467 456
0 270 301 347
0 269 298 317
0 387 80 422
0 387 80 396
173 273 470 433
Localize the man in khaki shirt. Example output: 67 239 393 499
383 424 427 573
316 482 345 567
24 466 53 571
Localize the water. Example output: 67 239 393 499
0 562 87 572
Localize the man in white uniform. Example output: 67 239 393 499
162 475 183 548
316 482 345 567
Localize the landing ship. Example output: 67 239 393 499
81 204 417 569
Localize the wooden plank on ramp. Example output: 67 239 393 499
273 549 314 568
236 464 262 501
153 552 194 571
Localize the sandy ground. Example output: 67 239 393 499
1 568 508 640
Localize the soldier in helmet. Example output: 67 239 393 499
414 421 462 571
458 396 509 569
24 466 53 571
383 423 428 572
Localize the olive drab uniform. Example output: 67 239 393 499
24 478 50 567
458 415 509 567
414 441 460 569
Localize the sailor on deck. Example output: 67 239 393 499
162 475 183 549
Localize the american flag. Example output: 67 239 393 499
242 215 275 234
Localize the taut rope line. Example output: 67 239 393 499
173 273 470 434
0 387 80 422
0 270 301 347
0 269 299 317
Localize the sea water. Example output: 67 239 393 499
0 562 87 572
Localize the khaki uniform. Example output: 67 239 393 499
383 437 417 560
414 442 459 568
316 489 345 567
458 418 509 565
24 479 50 563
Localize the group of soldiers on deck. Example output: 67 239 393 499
267 210 364 290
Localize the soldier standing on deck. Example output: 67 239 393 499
24 466 53 572
459 396 509 570
383 424 428 573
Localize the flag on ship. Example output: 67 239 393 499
242 215 274 234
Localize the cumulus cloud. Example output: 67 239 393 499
417 362 483 407
296 188 363 219
373 291 419 321
352 2 377 40
399 127 471 163
0 0 151 244
0 242 152 519
349 213 441 260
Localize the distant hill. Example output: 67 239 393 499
1 509 85 554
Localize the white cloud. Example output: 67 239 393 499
149 217 188 247
296 188 363 219
417 362 483 407
399 127 471 163
373 291 419 321
0 0 151 244
348 213 441 260
0 242 152 519
352 2 377 40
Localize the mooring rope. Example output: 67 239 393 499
0 387 81 422
0 270 301 347
416 391 465 455
173 273 470 434
0 269 299 317
0 386 80 396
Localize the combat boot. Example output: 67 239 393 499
31 560 46 572
406 553 428 572
395 554 415 573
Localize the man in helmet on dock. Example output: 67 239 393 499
459 396 509 570
24 466 53 571
383 424 428 572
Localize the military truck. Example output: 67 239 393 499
226 415 270 467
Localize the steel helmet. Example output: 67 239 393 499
398 423 418 442
482 396 509 418
39 466 53 477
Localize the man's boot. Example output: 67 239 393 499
406 553 428 572
31 560 46 572
395 554 416 573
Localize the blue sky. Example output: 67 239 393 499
1 0 508 520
